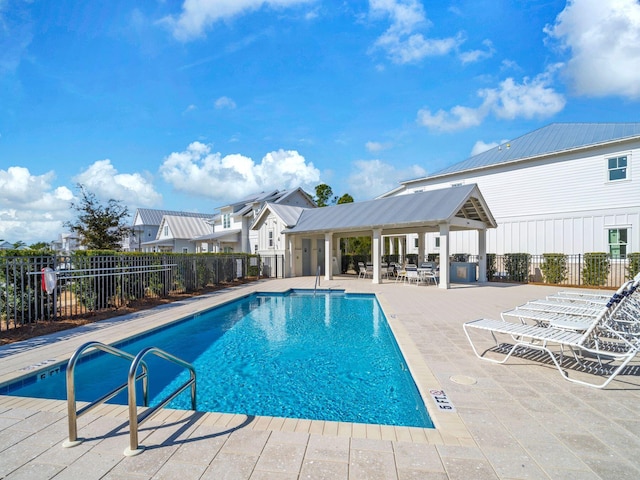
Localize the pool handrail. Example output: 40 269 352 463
125 346 196 456
314 265 321 294
63 341 150 448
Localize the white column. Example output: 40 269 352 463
288 237 295 277
439 224 450 289
324 233 333 281
372 229 382 284
478 228 487 282
417 230 426 264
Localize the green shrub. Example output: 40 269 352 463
541 253 567 284
582 252 610 286
628 253 640 280
486 254 496 281
504 253 531 283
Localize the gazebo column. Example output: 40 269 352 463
334 235 341 275
324 232 333 280
372 229 382 284
439 224 450 289
478 228 487 282
287 236 295 277
417 229 426 264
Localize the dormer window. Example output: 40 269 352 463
223 213 231 229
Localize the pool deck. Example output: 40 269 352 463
1 276 639 479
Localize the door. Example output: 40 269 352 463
316 239 325 275
302 239 311 276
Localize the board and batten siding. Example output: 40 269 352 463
403 141 640 256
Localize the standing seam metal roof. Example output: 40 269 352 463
284 184 496 233
422 123 640 180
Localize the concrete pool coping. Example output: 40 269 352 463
1 276 640 479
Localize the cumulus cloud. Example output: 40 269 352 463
347 159 426 199
74 160 163 207
162 0 314 41
215 96 237 109
0 166 74 244
369 0 464 64
159 142 321 200
417 67 566 132
544 0 640 98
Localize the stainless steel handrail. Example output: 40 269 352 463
63 341 149 448
314 265 321 294
125 346 196 456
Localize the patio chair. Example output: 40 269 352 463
357 262 368 279
405 267 420 285
463 294 640 388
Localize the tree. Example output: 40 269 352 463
314 184 337 207
12 241 26 249
29 241 51 250
337 193 354 204
64 185 131 250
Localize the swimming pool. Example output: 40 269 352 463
4 290 433 428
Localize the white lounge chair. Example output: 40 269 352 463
463 293 640 388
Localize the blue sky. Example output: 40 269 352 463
1 0 640 244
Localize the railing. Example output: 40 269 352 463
63 341 150 448
63 341 196 456
125 346 196 456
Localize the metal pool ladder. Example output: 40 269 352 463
314 265 321 295
63 341 196 456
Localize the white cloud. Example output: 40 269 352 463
369 0 464 64
417 68 566 132
74 160 162 207
347 159 426 199
470 139 509 156
215 96 237 109
459 39 495 64
365 141 392 152
0 166 74 244
545 0 640 98
162 0 314 41
159 142 321 200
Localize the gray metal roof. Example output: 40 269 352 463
135 208 213 226
192 229 241 241
285 184 496 234
423 123 640 180
265 203 307 227
160 215 212 239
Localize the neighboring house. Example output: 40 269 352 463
125 209 213 252
198 188 316 254
0 241 14 250
51 233 84 254
142 214 213 253
380 123 640 259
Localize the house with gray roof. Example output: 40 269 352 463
142 214 213 253
381 123 640 260
125 209 214 252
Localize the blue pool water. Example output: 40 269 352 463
5 290 433 428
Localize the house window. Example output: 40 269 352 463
608 228 628 259
223 247 233 253
414 238 419 248
163 226 169 236
435 237 440 248
268 231 274 248
223 213 231 229
608 155 627 181
182 247 188 254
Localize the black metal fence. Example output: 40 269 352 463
259 254 286 279
0 252 265 334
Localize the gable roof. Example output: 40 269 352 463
409 123 640 183
253 202 308 229
158 215 212 239
283 184 496 235
134 208 213 226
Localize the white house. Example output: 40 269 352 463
125 209 214 252
198 188 316 254
381 123 640 260
142 215 213 253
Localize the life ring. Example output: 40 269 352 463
41 267 57 294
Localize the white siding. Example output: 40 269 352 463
401 142 640 256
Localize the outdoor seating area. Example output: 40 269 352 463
464 273 640 389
